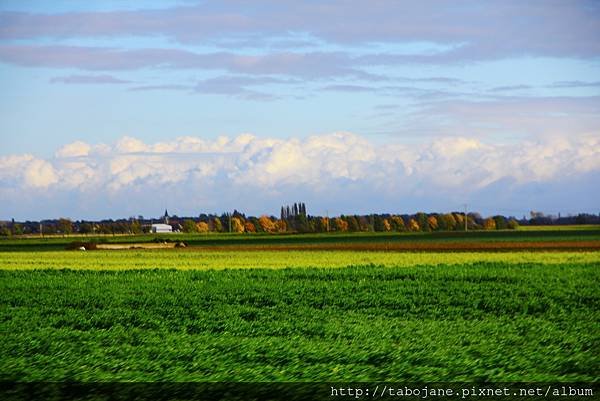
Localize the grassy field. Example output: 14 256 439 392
0 231 599 383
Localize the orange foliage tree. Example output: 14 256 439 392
408 218 420 231
483 218 497 230
258 215 277 233
196 222 209 233
334 218 348 232
231 217 245 233
427 216 439 231
244 221 256 233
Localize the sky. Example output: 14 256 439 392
0 0 599 220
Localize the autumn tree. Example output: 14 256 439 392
390 216 406 232
454 213 465 230
317 217 330 232
276 219 287 233
438 213 457 231
196 222 209 233
382 219 391 232
212 218 223 232
231 217 244 233
408 218 420 232
244 221 256 233
231 217 245 233
334 218 348 232
483 218 497 230
427 215 439 231
346 216 360 232
258 215 277 233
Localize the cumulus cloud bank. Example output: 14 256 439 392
1 132 599 219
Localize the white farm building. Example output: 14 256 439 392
151 223 173 233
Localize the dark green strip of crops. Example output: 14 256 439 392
1 263 598 381
2 229 600 252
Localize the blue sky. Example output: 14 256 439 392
0 0 599 220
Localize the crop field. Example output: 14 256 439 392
3 227 600 252
0 249 598 270
1 230 599 383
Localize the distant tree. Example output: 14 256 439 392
314 217 329 232
79 222 93 234
415 213 429 232
382 218 391 232
373 215 385 232
244 221 256 233
438 213 457 231
276 219 287 233
408 218 420 232
11 223 23 236
346 216 360 232
57 218 73 235
130 220 142 234
334 218 348 232
493 215 507 230
196 222 209 233
295 212 309 233
219 214 230 232
361 216 373 231
212 218 223 232
427 215 439 231
0 226 10 237
258 215 277 233
231 217 245 233
469 212 483 227
182 219 197 233
483 218 497 230
453 213 465 230
466 215 478 230
507 219 519 230
390 216 406 232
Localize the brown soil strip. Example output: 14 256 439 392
179 240 600 252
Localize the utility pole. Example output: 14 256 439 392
39 222 43 238
464 204 468 232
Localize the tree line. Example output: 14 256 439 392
1 206 599 236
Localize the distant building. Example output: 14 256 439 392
151 223 173 233
163 209 169 225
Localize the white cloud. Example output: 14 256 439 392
1 132 599 218
23 159 59 188
55 140 91 158
115 136 149 153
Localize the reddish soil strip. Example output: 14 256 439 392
180 240 600 252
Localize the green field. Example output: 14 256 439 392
2 228 600 252
0 249 598 270
1 231 599 382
